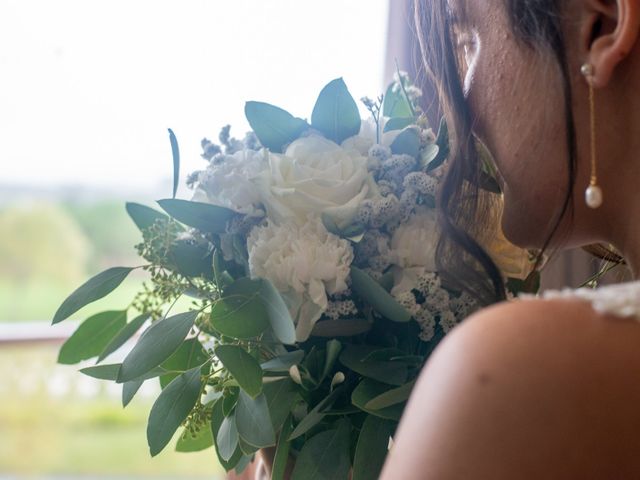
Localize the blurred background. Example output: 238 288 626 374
0 0 616 478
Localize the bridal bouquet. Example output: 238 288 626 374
53 74 532 479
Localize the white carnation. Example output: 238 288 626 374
247 216 354 341
192 149 268 217
389 206 439 295
260 135 373 229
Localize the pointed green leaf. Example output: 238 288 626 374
125 202 170 231
147 367 202 456
216 413 239 462
291 419 351 480
98 313 149 363
176 423 213 452
365 381 415 410
53 267 133 324
244 101 308 153
352 415 396 480
322 339 342 381
157 199 236 234
261 350 305 372
58 311 127 364
339 345 408 386
118 311 198 383
258 279 296 345
289 387 344 441
238 437 259 456
210 279 270 339
390 127 421 158
351 379 404 421
311 78 361 144
222 388 239 417
215 345 263 398
383 82 413 118
211 399 244 471
383 116 416 132
235 391 276 448
80 363 121 380
263 379 299 432
271 416 294 480
122 379 144 407
350 267 412 323
159 338 209 388
168 128 180 199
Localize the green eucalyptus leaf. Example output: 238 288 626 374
159 338 209 389
122 379 144 407
351 379 404 421
58 311 127 364
244 101 308 153
80 363 121 380
383 116 416 132
53 267 133 324
350 267 412 324
291 419 351 480
216 413 239 462
168 239 214 278
176 424 213 452
339 345 408 386
97 313 149 363
222 388 239 417
310 318 372 337
168 128 180 199
322 340 342 381
271 416 294 480
311 78 361 145
210 278 270 339
260 350 305 372
125 202 170 232
118 311 198 383
390 127 421 158
288 387 344 441
157 199 236 234
365 381 415 410
383 82 413 118
238 437 259 456
235 391 276 448
263 378 299 432
352 415 396 480
147 367 202 457
215 345 263 398
427 117 449 172
211 399 244 471
258 278 296 345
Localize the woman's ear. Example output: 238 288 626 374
582 0 640 87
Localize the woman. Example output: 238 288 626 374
382 0 640 478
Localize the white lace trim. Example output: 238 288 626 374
520 281 640 319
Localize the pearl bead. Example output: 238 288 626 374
581 63 595 77
585 185 603 209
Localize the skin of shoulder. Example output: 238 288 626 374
381 298 640 480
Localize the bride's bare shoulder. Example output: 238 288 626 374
383 298 640 479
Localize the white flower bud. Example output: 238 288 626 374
289 365 302 385
330 371 345 389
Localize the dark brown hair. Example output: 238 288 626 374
414 0 579 304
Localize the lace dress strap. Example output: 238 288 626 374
520 281 640 320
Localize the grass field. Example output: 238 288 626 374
0 345 225 478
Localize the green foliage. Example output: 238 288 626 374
235 390 276 448
351 379 404 421
290 419 351 480
382 82 413 118
147 367 203 456
58 310 128 364
349 267 411 323
158 199 236 234
311 78 361 145
118 311 198 383
390 127 421 158
214 345 263 398
244 101 309 153
98 313 149 363
216 413 239 462
168 128 180 199
125 202 170 231
352 416 395 480
384 116 416 132
340 346 408 386
53 268 134 324
159 338 210 388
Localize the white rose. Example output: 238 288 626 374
261 135 372 228
192 149 268 217
247 216 354 341
389 206 439 295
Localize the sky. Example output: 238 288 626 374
0 0 389 193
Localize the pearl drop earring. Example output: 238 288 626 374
581 63 603 209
